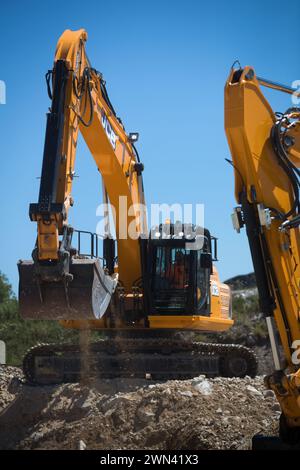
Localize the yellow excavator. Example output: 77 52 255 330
225 64 300 445
18 29 257 385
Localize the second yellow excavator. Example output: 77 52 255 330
225 63 300 445
18 29 257 384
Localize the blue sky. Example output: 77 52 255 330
1 0 299 292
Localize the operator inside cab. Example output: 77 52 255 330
165 250 189 289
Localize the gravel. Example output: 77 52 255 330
0 366 279 450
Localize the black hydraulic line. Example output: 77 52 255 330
72 74 83 100
225 158 245 188
75 68 94 127
132 142 141 163
241 193 276 317
70 68 94 127
100 79 117 117
281 214 300 230
45 70 53 100
33 60 69 215
241 193 293 350
271 117 300 219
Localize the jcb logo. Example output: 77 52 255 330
0 80 6 104
101 110 117 149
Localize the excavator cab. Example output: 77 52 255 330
146 224 214 316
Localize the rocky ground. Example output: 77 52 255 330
0 365 280 450
0 272 282 450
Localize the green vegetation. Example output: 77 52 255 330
225 292 268 344
232 293 260 324
196 291 268 345
223 273 268 341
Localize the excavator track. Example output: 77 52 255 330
23 338 258 385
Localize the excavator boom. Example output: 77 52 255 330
225 65 300 444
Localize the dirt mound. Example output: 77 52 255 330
0 367 279 450
0 366 23 412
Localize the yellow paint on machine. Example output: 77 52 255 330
60 315 233 331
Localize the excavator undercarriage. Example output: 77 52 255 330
22 336 257 385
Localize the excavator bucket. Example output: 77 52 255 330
18 258 118 320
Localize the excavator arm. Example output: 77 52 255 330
33 28 146 284
19 29 147 320
225 65 300 444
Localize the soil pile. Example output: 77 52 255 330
0 367 279 450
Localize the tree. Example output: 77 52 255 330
0 271 14 303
